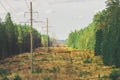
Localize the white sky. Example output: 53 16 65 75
0 0 106 40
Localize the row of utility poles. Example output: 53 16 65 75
29 2 49 73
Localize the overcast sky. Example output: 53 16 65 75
0 0 106 40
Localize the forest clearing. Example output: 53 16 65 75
0 0 120 80
0 46 120 80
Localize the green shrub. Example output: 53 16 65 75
99 74 109 80
0 69 10 76
34 67 42 73
2 76 9 80
102 74 109 78
40 58 49 62
109 70 120 80
70 58 74 64
79 71 85 77
111 65 116 68
51 67 57 73
42 77 50 80
13 75 22 80
46 67 57 73
98 73 101 79
83 57 92 63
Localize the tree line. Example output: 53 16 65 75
67 0 120 67
0 13 52 59
67 23 95 50
95 0 120 67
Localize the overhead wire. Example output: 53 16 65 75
2 0 21 23
23 0 30 25
4 0 18 13
0 0 8 12
3 0 18 21
24 0 29 9
0 0 25 23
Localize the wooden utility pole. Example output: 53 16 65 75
30 2 33 73
46 18 49 52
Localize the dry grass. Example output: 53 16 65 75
0 46 120 80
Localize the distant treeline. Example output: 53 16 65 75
67 23 95 50
0 13 52 59
67 0 120 67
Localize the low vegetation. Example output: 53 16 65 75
0 47 120 80
109 70 120 80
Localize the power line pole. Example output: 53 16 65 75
46 18 49 52
22 1 41 73
30 2 33 73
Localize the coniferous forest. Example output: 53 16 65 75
95 0 120 67
1 0 120 80
0 13 42 59
67 0 120 67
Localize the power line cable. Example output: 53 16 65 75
0 1 8 12
2 0 18 20
0 0 22 23
4 0 17 13
24 0 29 9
